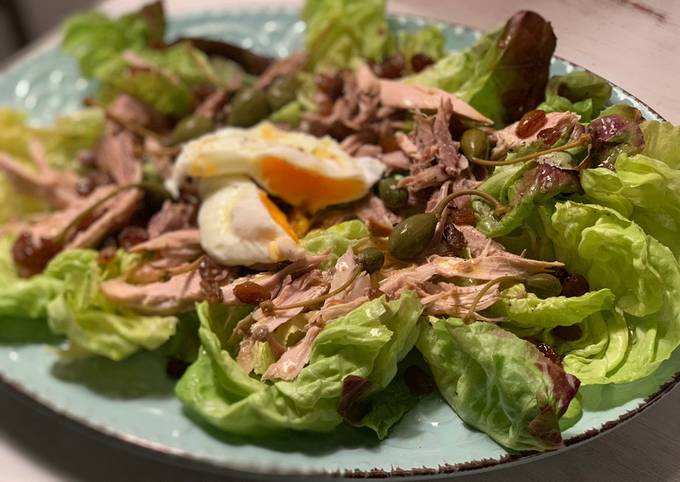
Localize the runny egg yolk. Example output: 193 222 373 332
260 156 366 212
258 192 298 241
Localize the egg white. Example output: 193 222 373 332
166 122 384 211
198 176 304 266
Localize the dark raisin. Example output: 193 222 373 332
410 53 434 73
404 365 435 395
117 226 149 250
561 274 589 297
535 342 561 364
368 287 384 300
516 109 547 139
553 325 583 341
76 172 112 196
372 53 405 79
165 357 190 379
233 281 271 305
12 232 61 278
78 149 97 169
379 134 400 153
550 267 570 283
337 375 372 424
315 73 344 100
97 245 117 265
442 224 467 256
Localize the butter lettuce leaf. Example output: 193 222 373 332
302 0 392 73
176 293 422 436
494 283 615 329
301 220 369 267
640 120 680 168
541 201 680 382
417 318 579 451
537 71 612 122
0 247 176 360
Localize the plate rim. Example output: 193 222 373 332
0 6 675 480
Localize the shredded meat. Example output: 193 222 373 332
101 270 203 315
147 201 197 238
355 195 401 236
95 120 143 186
255 53 306 90
106 94 168 132
261 325 322 381
355 64 492 125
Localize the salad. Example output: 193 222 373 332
1 0 680 454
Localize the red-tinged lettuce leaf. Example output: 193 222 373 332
586 114 645 169
417 318 579 452
410 11 556 126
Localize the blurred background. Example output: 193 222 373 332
0 0 96 62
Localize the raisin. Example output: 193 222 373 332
315 73 344 100
11 232 61 278
368 287 384 300
561 273 589 297
372 53 405 79
410 53 434 72
553 325 583 341
165 357 190 379
516 109 547 139
449 206 476 226
535 342 561 364
442 224 467 256
233 281 271 305
97 245 117 265
118 226 149 250
404 365 435 395
537 125 562 146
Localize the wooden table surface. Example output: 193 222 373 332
2 1 680 481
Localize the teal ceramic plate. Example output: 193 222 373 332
0 7 674 480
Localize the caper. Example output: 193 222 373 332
228 88 271 127
357 247 385 274
389 213 437 261
168 115 214 145
267 76 299 111
525 273 563 298
460 128 490 160
378 176 409 210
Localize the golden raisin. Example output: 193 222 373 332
516 109 547 139
233 281 271 305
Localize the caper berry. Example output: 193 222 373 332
388 213 437 261
460 128 490 160
169 115 214 145
267 76 299 111
525 273 563 298
357 247 385 274
229 88 271 127
378 176 409 210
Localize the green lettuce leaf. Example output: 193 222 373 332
582 152 680 259
301 220 369 267
494 283 615 328
640 120 680 168
407 12 556 125
302 0 392 73
537 71 612 122
62 1 165 77
95 43 215 117
396 25 445 69
541 201 680 382
0 247 176 360
417 318 579 451
176 293 422 436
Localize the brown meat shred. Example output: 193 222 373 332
147 201 197 238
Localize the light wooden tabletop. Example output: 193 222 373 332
1 1 680 481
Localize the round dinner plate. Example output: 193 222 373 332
0 7 676 480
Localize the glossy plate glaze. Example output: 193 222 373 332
0 7 675 480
